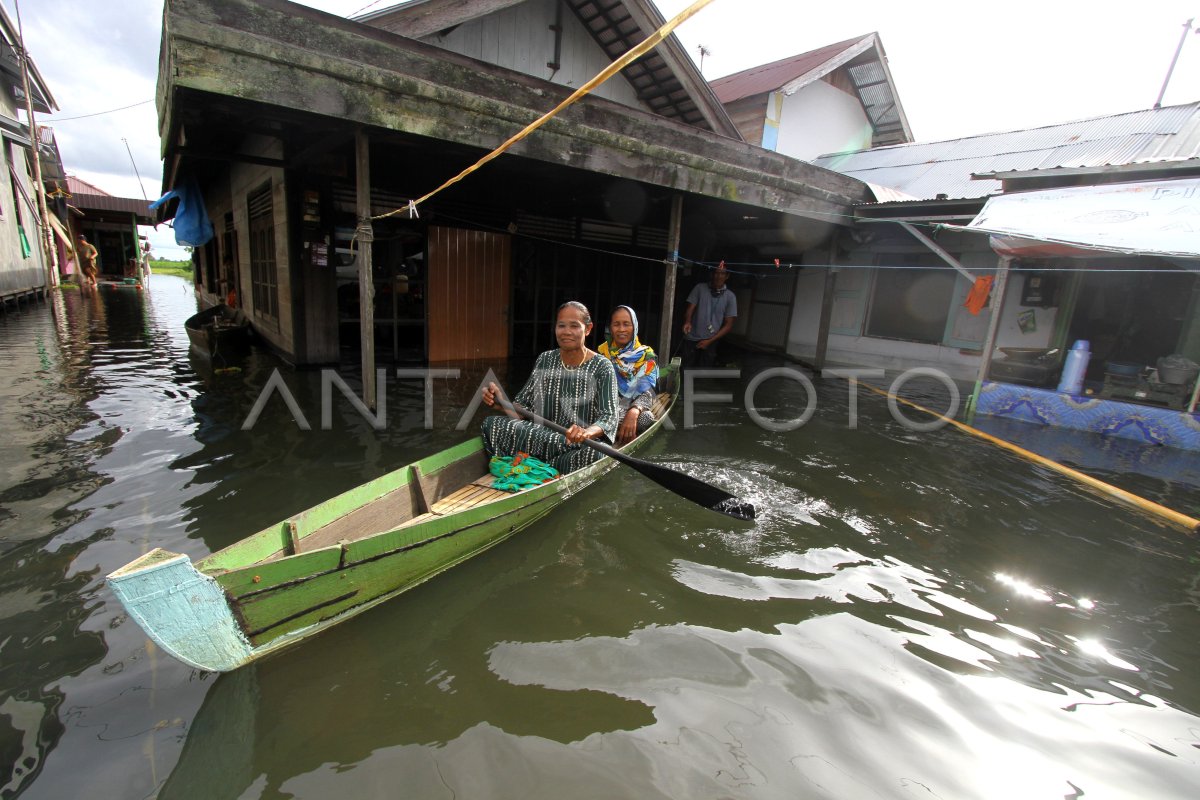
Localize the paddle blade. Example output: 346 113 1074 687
713 497 757 521
622 457 755 521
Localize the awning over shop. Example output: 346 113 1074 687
946 178 1200 259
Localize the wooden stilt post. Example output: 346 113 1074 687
659 194 683 359
355 130 376 410
966 256 1012 422
813 241 839 372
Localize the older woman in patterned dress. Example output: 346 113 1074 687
480 301 619 475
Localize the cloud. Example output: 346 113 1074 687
20 1 163 194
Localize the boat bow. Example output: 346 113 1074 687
107 549 253 672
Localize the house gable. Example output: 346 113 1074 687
711 33 912 155
361 0 740 137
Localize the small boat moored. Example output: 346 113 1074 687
184 303 251 361
96 277 144 291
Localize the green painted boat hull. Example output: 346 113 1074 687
108 373 676 672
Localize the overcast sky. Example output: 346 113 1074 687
14 0 1200 259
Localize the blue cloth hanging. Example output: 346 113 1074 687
150 177 214 247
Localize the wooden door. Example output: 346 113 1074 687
427 226 511 361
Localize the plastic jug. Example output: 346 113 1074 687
1057 340 1090 394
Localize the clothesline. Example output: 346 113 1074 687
369 0 719 221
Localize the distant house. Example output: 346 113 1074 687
53 176 154 280
155 0 867 370
710 33 912 161
793 102 1200 399
0 3 58 304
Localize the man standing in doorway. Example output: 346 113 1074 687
681 262 737 369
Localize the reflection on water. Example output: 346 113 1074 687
2 282 1200 798
975 415 1200 517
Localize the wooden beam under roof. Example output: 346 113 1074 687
562 0 740 138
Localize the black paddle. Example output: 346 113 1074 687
496 397 755 521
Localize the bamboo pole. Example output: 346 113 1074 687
858 380 1200 534
14 0 58 288
374 0 719 219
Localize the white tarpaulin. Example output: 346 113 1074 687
950 178 1200 259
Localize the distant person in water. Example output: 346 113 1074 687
480 301 619 475
75 234 98 287
599 304 658 445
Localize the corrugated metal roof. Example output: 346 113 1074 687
710 34 871 103
811 102 1200 200
67 176 110 196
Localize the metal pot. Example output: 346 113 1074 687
1157 355 1199 386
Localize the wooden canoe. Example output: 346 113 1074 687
184 303 251 361
107 371 676 672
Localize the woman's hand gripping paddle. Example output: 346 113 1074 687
497 397 755 521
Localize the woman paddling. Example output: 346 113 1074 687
481 301 619 475
599 305 659 445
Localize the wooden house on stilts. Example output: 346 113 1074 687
156 0 868 382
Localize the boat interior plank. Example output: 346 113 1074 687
298 484 418 553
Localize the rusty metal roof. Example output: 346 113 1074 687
710 35 871 103
63 176 153 220
812 102 1200 200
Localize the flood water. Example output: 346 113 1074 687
3 275 1200 799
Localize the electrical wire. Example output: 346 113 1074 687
348 0 391 18
49 99 153 122
417 208 1195 277
429 209 671 266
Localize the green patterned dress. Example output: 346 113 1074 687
482 350 620 474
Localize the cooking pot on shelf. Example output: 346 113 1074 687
1157 354 1199 386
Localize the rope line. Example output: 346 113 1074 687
854 379 1200 533
370 0 719 221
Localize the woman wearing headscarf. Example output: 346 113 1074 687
598 305 659 445
480 301 620 475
